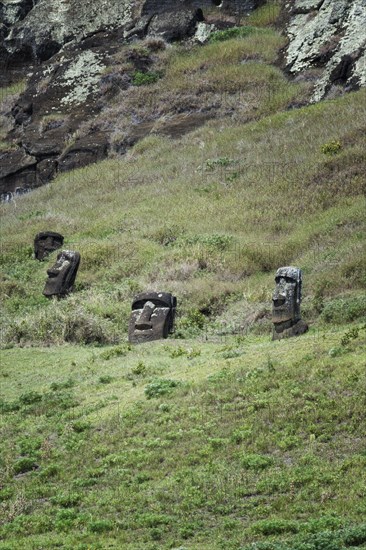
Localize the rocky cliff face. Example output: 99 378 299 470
284 0 366 102
1 0 365 197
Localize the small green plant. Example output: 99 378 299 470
98 375 114 384
131 361 147 375
88 519 114 533
71 420 91 433
132 70 160 86
209 26 259 42
241 453 273 470
252 519 299 535
340 326 359 347
170 346 187 358
50 378 75 391
144 378 181 399
19 391 42 405
52 493 81 508
100 344 131 360
13 458 38 474
321 140 342 155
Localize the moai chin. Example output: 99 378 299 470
34 231 64 261
43 250 80 298
272 266 308 340
128 292 177 344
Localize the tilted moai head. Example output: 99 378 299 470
128 292 177 344
272 266 308 340
34 231 64 261
43 250 80 298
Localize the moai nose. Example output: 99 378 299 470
135 301 156 330
273 293 286 307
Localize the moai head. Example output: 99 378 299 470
272 267 302 326
272 266 308 339
34 231 64 261
43 250 80 298
128 292 177 344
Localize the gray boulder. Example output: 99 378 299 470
284 0 366 101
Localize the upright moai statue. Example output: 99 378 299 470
272 266 308 340
43 250 80 298
34 231 64 261
128 291 177 344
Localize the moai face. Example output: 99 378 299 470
272 266 308 339
128 292 177 344
43 250 80 298
272 267 301 325
34 231 64 261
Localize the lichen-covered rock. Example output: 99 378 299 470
4 0 134 63
284 0 366 101
0 0 271 195
147 7 204 41
0 0 37 28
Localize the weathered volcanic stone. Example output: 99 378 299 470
129 291 177 344
0 149 37 193
272 266 308 340
34 231 64 261
43 249 80 298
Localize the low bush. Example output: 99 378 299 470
144 378 181 399
209 26 260 43
13 458 38 475
321 295 366 324
132 71 160 86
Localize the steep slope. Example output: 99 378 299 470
0 4 366 549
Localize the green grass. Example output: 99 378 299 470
0 326 365 549
1 87 365 346
0 12 365 549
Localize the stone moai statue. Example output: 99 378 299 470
272 266 308 340
128 291 177 344
34 231 64 261
43 250 80 298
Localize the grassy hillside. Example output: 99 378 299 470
0 12 366 550
1 328 365 549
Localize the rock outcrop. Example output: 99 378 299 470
1 0 365 197
284 0 366 102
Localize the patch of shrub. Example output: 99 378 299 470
144 378 181 399
88 519 114 533
176 233 233 251
252 519 299 536
63 310 119 345
340 326 360 346
98 375 114 384
241 453 273 471
177 308 207 338
321 295 366 324
71 420 91 433
18 437 42 456
132 70 160 86
321 140 342 155
100 344 131 360
13 458 38 474
149 224 182 246
39 464 60 479
19 391 42 405
52 493 82 508
0 399 20 413
50 378 75 391
131 361 147 375
209 26 259 42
